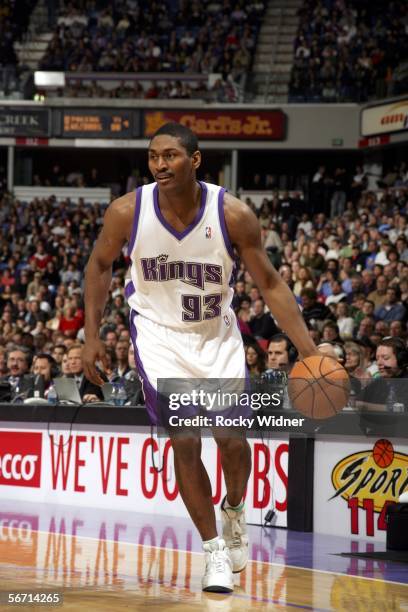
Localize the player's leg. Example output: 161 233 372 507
213 428 251 573
170 433 216 540
170 432 234 592
214 430 251 505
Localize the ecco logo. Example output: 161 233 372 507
0 432 42 488
0 454 38 480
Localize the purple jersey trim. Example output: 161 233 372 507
129 310 158 425
153 181 208 240
124 280 135 300
217 187 235 260
127 186 142 257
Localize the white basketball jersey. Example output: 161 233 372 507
125 181 236 329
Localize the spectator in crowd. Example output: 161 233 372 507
374 286 407 322
344 341 371 382
66 343 104 401
355 316 375 340
30 353 59 398
293 266 314 298
104 329 118 348
245 343 266 379
336 302 355 339
358 337 408 410
325 280 347 306
265 334 297 372
321 321 341 343
300 288 334 327
59 304 83 338
112 339 131 379
52 344 67 366
1 346 34 400
389 320 407 340
248 298 278 340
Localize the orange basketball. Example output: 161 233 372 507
288 355 350 419
372 439 394 468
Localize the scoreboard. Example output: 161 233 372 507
62 110 135 138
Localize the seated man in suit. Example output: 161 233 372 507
66 343 104 402
1 346 35 400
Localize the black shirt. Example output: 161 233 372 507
359 370 408 409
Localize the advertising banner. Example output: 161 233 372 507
361 99 408 136
0 109 50 137
0 426 288 527
314 438 408 540
144 110 287 140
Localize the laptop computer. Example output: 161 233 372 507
102 383 113 402
54 377 83 404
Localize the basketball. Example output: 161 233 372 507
373 439 394 468
287 355 350 419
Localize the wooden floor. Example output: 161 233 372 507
0 530 407 611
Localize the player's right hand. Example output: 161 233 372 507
82 339 108 386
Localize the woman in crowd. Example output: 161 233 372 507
245 343 266 379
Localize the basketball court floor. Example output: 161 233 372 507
0 500 407 611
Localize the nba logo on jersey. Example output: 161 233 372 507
224 314 231 327
205 226 212 239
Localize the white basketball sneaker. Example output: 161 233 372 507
221 496 248 573
202 538 234 593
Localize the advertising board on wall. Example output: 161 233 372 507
0 109 50 137
314 438 408 541
0 426 288 527
144 110 287 140
361 99 408 137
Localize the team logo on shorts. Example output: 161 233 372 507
205 226 212 239
223 314 231 327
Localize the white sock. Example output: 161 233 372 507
225 497 245 512
203 535 222 551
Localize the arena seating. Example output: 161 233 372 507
289 0 408 102
0 160 407 390
36 0 265 101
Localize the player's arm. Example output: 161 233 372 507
83 193 134 384
224 193 317 358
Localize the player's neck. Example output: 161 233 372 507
158 181 201 215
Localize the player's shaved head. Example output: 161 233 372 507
150 122 198 155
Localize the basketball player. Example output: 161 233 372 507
83 123 318 593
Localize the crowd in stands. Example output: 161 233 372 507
0 191 143 404
0 157 408 408
38 0 264 100
290 0 408 102
0 0 37 96
47 74 241 103
240 166 408 405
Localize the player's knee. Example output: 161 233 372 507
216 436 249 456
